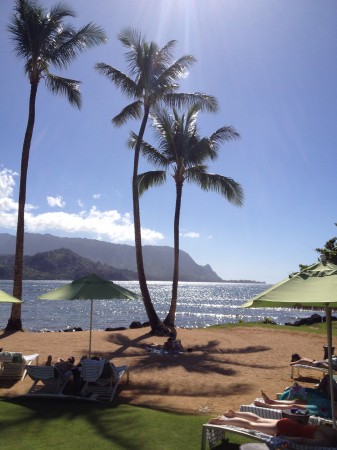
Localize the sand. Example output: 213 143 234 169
0 326 331 415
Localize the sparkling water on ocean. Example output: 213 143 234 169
0 280 317 331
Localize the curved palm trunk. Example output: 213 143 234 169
133 108 163 333
6 81 38 331
164 181 183 326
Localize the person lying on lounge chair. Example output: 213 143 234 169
208 409 337 446
290 354 329 369
253 385 335 419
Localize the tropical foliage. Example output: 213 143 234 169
315 225 337 264
131 106 244 325
6 0 106 330
96 28 218 333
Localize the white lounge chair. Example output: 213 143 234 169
0 352 39 380
80 359 129 402
291 364 337 379
201 422 334 450
240 402 332 426
25 365 71 395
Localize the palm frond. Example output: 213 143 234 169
95 63 140 98
112 101 143 126
137 171 167 196
209 126 240 145
45 73 81 108
156 55 196 88
188 172 244 206
154 40 177 69
51 23 107 70
118 27 143 50
164 92 218 113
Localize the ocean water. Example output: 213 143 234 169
0 280 318 332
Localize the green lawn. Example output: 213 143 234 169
0 397 256 450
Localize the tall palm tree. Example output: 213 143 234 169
132 106 244 326
6 0 106 331
95 28 218 334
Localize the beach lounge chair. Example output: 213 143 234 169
80 358 129 402
291 364 337 380
25 365 71 395
239 401 332 426
201 422 334 450
0 352 39 381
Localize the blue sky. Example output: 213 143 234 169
1 0 337 284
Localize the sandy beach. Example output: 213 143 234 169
0 326 331 414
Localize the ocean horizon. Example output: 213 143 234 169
0 280 319 332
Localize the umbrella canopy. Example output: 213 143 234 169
38 274 142 356
0 290 22 303
241 260 337 428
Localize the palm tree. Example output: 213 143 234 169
95 28 218 334
131 106 244 326
6 0 106 331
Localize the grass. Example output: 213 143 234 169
0 397 256 450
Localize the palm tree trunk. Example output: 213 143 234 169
133 108 163 333
164 181 183 326
6 81 38 331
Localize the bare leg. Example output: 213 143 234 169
261 391 303 406
254 399 308 410
208 410 278 435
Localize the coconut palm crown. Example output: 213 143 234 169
6 0 106 330
130 106 244 326
96 28 218 333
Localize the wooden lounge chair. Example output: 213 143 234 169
25 365 71 395
80 358 129 402
0 352 39 381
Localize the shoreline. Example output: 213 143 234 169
0 326 332 414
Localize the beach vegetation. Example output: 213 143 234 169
131 106 243 326
95 28 218 334
314 229 337 265
6 0 106 331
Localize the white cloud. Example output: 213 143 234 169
181 231 200 239
47 196 65 208
0 168 164 244
93 193 101 200
0 168 17 198
77 199 85 208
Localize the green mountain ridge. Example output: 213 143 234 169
0 248 138 280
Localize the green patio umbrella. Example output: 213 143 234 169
241 259 337 428
0 290 22 303
38 273 142 357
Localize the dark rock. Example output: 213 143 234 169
129 321 142 329
63 327 83 332
105 327 126 331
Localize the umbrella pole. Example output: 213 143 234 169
89 300 93 358
325 306 336 429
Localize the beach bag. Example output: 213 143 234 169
283 382 307 401
282 408 310 425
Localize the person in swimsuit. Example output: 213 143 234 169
208 409 337 446
290 355 329 369
253 385 336 419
